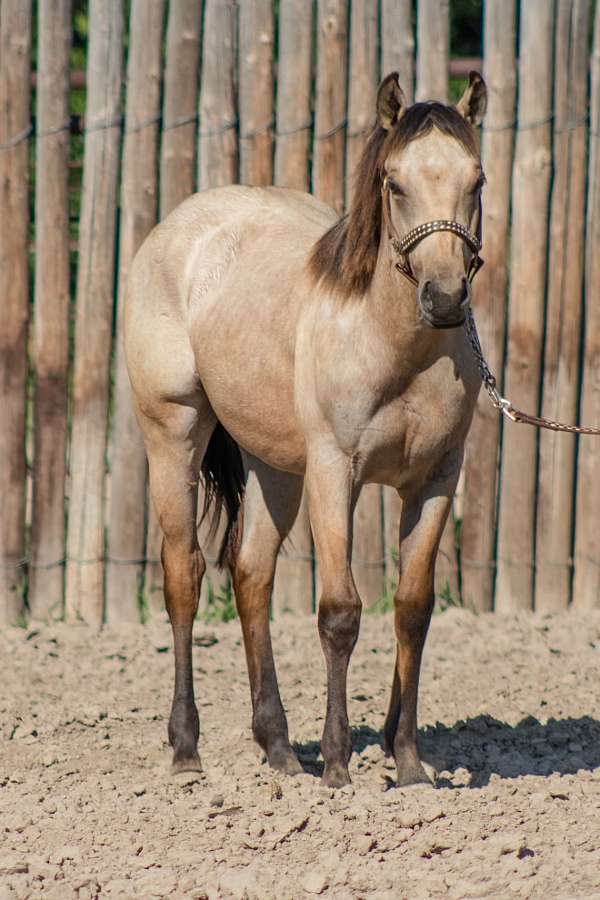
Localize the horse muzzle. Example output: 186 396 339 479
418 278 470 330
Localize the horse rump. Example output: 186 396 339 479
200 422 245 569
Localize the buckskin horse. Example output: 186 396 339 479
124 72 488 788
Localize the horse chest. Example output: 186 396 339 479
349 367 477 488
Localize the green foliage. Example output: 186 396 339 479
450 0 483 58
435 580 463 613
204 581 238 624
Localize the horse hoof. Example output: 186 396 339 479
268 745 304 777
322 763 351 789
395 762 434 789
171 754 203 776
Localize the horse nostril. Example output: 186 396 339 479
420 280 433 311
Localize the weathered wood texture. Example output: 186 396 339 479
106 0 165 623
145 0 203 618
29 0 71 620
274 0 313 192
313 0 349 214
239 0 274 186
345 0 378 207
0 0 32 625
495 0 554 613
416 0 449 102
381 0 414 103
461 0 517 612
573 1 600 609
64 0 124 626
535 0 590 612
198 0 238 190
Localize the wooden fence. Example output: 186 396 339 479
1 0 599 627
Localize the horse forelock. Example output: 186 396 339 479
308 102 480 300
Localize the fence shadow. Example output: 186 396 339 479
294 716 600 786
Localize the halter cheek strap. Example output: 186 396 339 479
381 175 484 286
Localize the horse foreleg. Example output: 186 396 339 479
384 479 456 787
232 457 304 776
306 452 361 788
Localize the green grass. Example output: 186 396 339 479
203 580 238 624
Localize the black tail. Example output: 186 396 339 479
200 423 245 569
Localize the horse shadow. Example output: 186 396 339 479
294 715 600 786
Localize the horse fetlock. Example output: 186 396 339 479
168 697 199 756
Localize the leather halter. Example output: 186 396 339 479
381 175 484 286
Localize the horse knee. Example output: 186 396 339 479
318 587 362 655
394 583 434 640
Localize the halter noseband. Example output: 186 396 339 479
381 175 484 287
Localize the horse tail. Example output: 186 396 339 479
200 422 245 570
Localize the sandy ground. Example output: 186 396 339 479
1 607 600 899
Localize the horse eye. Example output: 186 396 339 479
388 179 405 197
472 174 486 193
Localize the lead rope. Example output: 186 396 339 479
382 180 600 436
464 308 600 436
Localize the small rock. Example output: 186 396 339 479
210 793 225 809
0 854 28 877
354 834 376 856
218 868 258 898
301 871 328 894
487 832 527 857
271 780 283 801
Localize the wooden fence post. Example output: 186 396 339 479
64 0 124 626
198 0 238 190
0 0 32 626
29 0 72 621
106 0 165 624
239 0 274 187
145 0 203 619
416 0 449 102
273 0 313 193
461 0 517 612
381 0 414 103
495 0 554 613
535 0 590 613
573 1 600 609
313 0 348 215
271 0 314 616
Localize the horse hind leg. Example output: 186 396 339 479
139 397 215 774
232 455 304 776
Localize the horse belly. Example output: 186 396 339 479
189 280 307 475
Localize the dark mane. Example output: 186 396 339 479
308 102 480 299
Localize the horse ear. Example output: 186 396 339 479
456 71 487 126
376 72 407 131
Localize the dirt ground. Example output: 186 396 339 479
1 607 600 900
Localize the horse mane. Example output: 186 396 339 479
308 102 480 300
